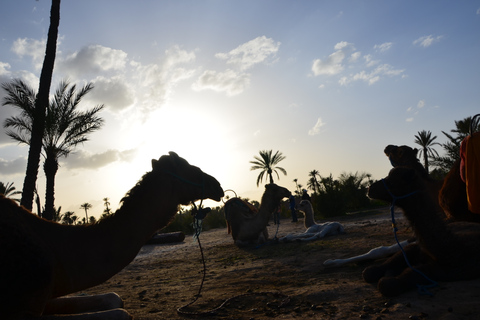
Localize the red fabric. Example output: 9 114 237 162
464 132 480 214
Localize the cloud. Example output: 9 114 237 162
215 36 280 71
11 38 47 69
0 156 27 176
193 36 279 96
88 76 135 112
413 35 443 48
308 117 325 136
312 42 355 76
339 64 404 86
417 99 425 108
192 69 250 96
132 45 196 113
312 41 404 87
374 42 393 52
58 44 128 77
63 149 137 170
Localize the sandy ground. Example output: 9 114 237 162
83 208 480 319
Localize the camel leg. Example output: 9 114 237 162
362 243 422 283
323 240 411 268
377 262 441 297
43 293 125 315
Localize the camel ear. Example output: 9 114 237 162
413 148 418 157
384 145 396 156
151 159 159 169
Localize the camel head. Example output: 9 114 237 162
152 151 224 205
264 184 291 202
368 167 424 207
384 145 419 168
297 200 312 213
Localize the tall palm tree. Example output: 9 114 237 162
250 150 287 186
80 202 92 221
21 0 61 211
414 130 439 174
308 170 321 195
2 79 104 220
0 181 22 202
103 197 112 215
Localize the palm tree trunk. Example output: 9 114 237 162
423 147 429 174
43 155 59 221
20 0 61 210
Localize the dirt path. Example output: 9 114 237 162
84 208 480 319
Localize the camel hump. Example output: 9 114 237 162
224 198 258 222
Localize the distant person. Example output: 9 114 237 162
302 189 311 202
289 195 297 222
274 205 281 225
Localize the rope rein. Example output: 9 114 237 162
381 179 438 296
163 170 290 316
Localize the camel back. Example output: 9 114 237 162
224 198 258 234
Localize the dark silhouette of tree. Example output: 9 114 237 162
250 150 287 186
80 202 92 221
307 170 321 195
432 116 480 173
103 197 112 215
0 181 22 202
2 79 104 220
414 130 439 174
21 0 61 211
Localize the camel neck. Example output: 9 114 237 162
399 194 451 254
47 173 181 297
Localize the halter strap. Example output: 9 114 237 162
381 179 438 295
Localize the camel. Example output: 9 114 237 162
279 200 345 242
224 184 290 246
385 144 480 222
0 151 224 319
363 167 480 297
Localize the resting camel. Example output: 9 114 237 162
0 152 224 319
363 167 480 297
385 144 480 222
325 143 477 268
279 200 345 242
224 184 290 246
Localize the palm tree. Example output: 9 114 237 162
414 130 439 174
0 181 22 202
21 0 61 211
2 79 104 220
61 211 76 225
308 170 321 195
250 150 287 186
433 116 480 173
103 197 112 215
80 202 92 221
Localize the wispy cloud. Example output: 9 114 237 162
374 42 393 52
11 37 47 70
0 156 26 176
215 36 280 71
312 41 404 86
192 69 250 96
63 149 137 170
193 36 280 96
308 117 325 136
413 35 443 48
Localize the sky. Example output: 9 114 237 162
1 1 479 219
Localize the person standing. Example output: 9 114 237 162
289 195 297 222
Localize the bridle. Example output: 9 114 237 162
381 179 438 296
